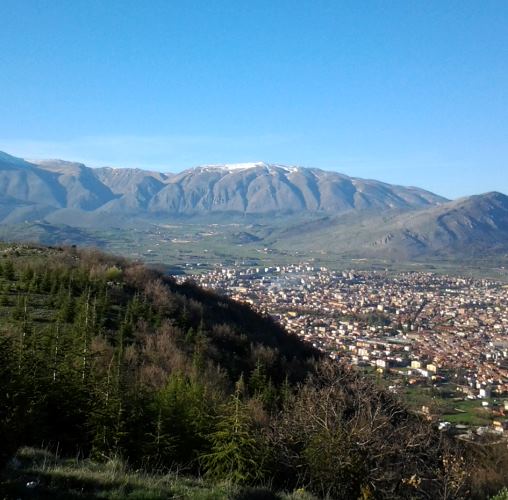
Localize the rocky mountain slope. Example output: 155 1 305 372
0 152 445 218
274 192 508 259
146 162 446 214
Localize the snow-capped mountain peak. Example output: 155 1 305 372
195 162 301 173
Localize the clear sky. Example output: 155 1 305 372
0 0 507 199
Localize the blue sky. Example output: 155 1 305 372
0 0 507 198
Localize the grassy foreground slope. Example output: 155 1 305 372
1 447 234 499
1 447 317 499
0 243 506 499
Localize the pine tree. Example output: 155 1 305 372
11 294 26 321
280 375 292 406
192 331 208 373
201 376 269 484
21 266 34 285
3 260 15 281
249 359 267 396
0 336 22 469
40 269 52 293
185 326 196 344
75 288 93 382
58 287 76 323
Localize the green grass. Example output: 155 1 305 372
0 448 317 500
441 412 491 426
399 383 495 426
439 399 493 426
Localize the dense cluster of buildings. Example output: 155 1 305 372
179 263 508 435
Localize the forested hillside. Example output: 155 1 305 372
0 245 506 499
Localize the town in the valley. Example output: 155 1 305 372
177 263 508 440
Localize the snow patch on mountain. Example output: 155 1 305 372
196 162 301 173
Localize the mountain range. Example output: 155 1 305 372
0 150 507 261
0 152 445 216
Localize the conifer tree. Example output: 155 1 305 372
192 331 208 373
249 359 267 396
201 376 269 484
75 288 93 382
58 286 76 323
21 266 34 286
40 269 52 293
3 260 15 281
0 336 22 469
185 326 196 344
